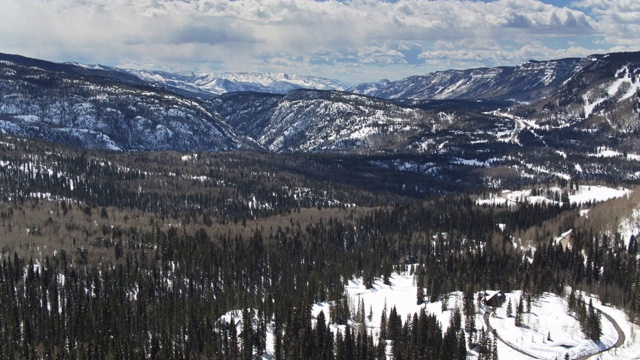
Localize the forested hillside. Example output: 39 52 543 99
0 136 639 359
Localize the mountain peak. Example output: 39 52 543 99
125 68 349 96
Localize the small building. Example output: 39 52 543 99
484 291 506 308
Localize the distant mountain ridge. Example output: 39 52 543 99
0 51 640 188
350 57 594 102
120 69 349 97
0 51 639 156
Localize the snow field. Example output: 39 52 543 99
220 269 640 359
489 291 614 359
476 185 631 207
312 272 453 340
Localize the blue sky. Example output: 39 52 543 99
0 0 638 83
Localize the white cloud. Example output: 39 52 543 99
572 0 640 48
419 41 606 69
0 0 632 82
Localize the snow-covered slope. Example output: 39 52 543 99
221 270 640 359
1 50 640 184
0 54 253 151
126 69 348 96
350 57 590 102
517 52 640 137
209 90 446 153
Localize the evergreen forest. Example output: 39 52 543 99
0 136 638 359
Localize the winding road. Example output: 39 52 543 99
483 306 625 360
483 311 542 359
574 307 625 360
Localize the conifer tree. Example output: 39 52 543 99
515 299 524 327
442 293 449 312
587 299 602 341
464 289 476 347
380 300 388 339
491 332 499 360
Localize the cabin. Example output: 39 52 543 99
484 291 506 308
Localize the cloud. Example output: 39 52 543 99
0 0 629 82
419 41 605 67
572 0 640 47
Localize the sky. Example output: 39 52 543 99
0 0 638 84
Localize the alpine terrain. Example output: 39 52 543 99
0 50 639 360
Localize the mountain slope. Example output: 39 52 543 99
351 57 591 102
206 90 516 154
209 90 435 153
0 53 253 151
506 52 640 152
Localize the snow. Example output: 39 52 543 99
588 147 624 158
217 268 638 359
128 69 348 95
583 92 606 118
451 157 489 167
311 271 468 358
14 115 40 123
554 229 572 245
581 66 639 119
592 303 640 360
570 185 631 205
618 207 640 245
589 149 640 161
181 153 198 162
477 185 631 207
489 291 616 359
612 65 640 101
308 271 640 360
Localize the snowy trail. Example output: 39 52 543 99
484 311 542 359
575 308 625 360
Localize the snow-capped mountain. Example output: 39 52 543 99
0 53 254 152
350 57 592 102
125 69 349 97
0 50 639 174
512 52 640 141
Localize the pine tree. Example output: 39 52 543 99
441 293 449 312
568 288 576 313
416 269 424 305
587 299 602 341
464 289 476 348
457 329 467 360
515 299 524 327
357 297 366 324
506 298 513 318
417 284 425 305
380 300 388 339
377 335 387 359
491 331 499 360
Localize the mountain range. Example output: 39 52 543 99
0 50 639 187
124 69 349 98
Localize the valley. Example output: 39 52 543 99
0 50 639 359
